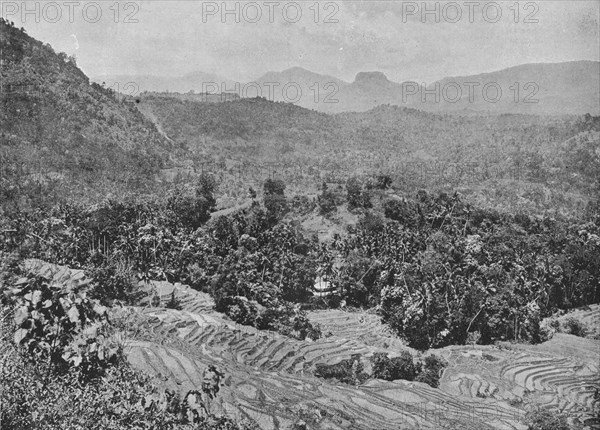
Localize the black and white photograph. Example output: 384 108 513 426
1 1 599 429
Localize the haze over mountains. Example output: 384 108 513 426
3 18 598 219
95 60 600 115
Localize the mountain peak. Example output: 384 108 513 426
282 66 311 74
354 71 390 84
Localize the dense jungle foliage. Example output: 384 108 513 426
323 189 600 349
2 172 599 350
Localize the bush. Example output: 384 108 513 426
414 355 447 388
383 199 418 227
374 175 392 190
217 296 259 326
166 184 214 229
87 263 143 306
1 333 252 430
370 351 420 381
317 189 338 215
524 407 570 430
368 352 445 388
314 354 368 385
165 291 182 310
563 317 587 337
346 177 372 210
0 273 253 430
9 272 118 380
264 194 289 223
255 304 321 341
263 179 285 197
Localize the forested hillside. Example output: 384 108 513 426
0 19 180 209
140 94 599 218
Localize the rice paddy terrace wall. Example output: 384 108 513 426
20 261 598 429
436 334 600 426
130 280 526 429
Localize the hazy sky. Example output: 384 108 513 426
3 1 599 82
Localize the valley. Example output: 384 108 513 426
1 11 600 430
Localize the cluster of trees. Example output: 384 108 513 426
371 352 446 388
346 177 373 210
316 190 600 349
4 165 600 351
314 351 446 388
2 175 321 341
317 183 340 216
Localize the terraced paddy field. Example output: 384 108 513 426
125 338 528 429
123 281 528 428
308 309 408 353
21 261 599 428
439 340 600 424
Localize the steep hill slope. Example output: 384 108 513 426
0 19 179 205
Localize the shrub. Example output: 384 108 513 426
165 291 182 310
291 311 322 341
370 351 420 381
314 354 368 385
374 175 392 190
255 304 321 341
166 184 213 229
346 177 372 210
0 272 253 430
196 173 218 213
86 263 143 306
317 189 338 215
383 199 418 227
291 195 316 216
524 407 570 430
217 296 259 326
563 317 587 337
263 179 286 197
414 369 440 388
1 333 252 429
9 272 118 380
482 353 499 362
414 355 447 388
357 212 385 234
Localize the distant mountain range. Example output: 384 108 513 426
418 61 600 116
3 18 598 217
94 61 600 115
